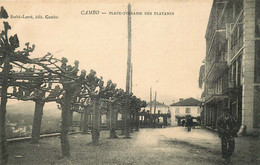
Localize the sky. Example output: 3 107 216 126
2 0 213 105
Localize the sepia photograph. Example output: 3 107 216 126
0 0 259 164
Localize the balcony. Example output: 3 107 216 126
205 61 228 82
204 75 229 103
230 16 244 61
230 37 243 60
205 33 227 82
205 94 229 104
222 80 242 94
205 85 228 103
204 88 214 102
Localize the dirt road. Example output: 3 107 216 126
7 127 259 165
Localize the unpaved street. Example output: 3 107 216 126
110 127 222 164
8 127 259 165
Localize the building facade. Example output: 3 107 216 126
145 100 170 114
169 98 201 126
199 0 260 134
139 101 170 127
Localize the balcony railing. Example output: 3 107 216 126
228 80 236 89
205 60 228 82
204 75 229 102
230 37 243 60
229 12 244 60
204 93 229 104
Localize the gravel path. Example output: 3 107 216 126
7 127 259 165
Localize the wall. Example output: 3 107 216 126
145 105 169 114
169 106 201 126
242 0 256 133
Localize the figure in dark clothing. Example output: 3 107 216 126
181 120 185 127
186 116 193 132
217 108 238 164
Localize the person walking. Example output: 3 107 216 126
181 120 185 127
186 116 193 132
217 108 238 164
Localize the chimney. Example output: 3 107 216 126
179 98 184 101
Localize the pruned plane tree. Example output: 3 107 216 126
0 6 147 164
0 7 88 162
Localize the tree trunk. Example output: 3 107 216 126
109 103 117 138
107 107 111 130
92 95 100 145
80 113 83 131
144 115 147 127
115 111 119 129
163 116 167 126
130 114 134 133
70 111 73 127
135 110 139 131
0 58 10 165
82 106 89 134
149 115 152 127
31 100 45 144
121 109 125 135
139 115 142 127
124 96 130 138
60 92 72 158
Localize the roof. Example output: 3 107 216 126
146 101 169 108
170 97 200 106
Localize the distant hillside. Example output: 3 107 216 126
6 101 61 118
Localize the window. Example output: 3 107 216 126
101 114 107 124
117 113 122 121
185 108 191 113
256 0 260 37
175 108 179 114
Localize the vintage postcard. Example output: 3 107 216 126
0 0 259 164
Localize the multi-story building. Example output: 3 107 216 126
169 98 201 126
199 0 260 134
